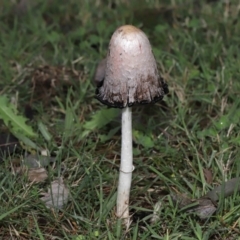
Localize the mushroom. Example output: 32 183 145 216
95 25 168 222
93 58 107 87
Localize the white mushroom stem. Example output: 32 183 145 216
116 106 133 220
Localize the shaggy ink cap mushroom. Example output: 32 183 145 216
95 25 168 108
93 58 107 87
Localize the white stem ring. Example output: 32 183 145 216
120 165 135 173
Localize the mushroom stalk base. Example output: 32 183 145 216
116 107 133 220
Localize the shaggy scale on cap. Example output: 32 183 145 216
96 25 168 108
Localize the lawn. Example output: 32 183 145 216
1 0 240 239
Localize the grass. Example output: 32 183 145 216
1 0 240 239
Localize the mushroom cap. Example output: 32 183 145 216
93 58 107 87
96 25 168 108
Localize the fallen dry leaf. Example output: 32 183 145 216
151 200 162 224
22 154 56 168
40 177 69 209
203 169 213 184
28 167 48 183
10 154 50 182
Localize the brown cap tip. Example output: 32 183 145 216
96 25 168 108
